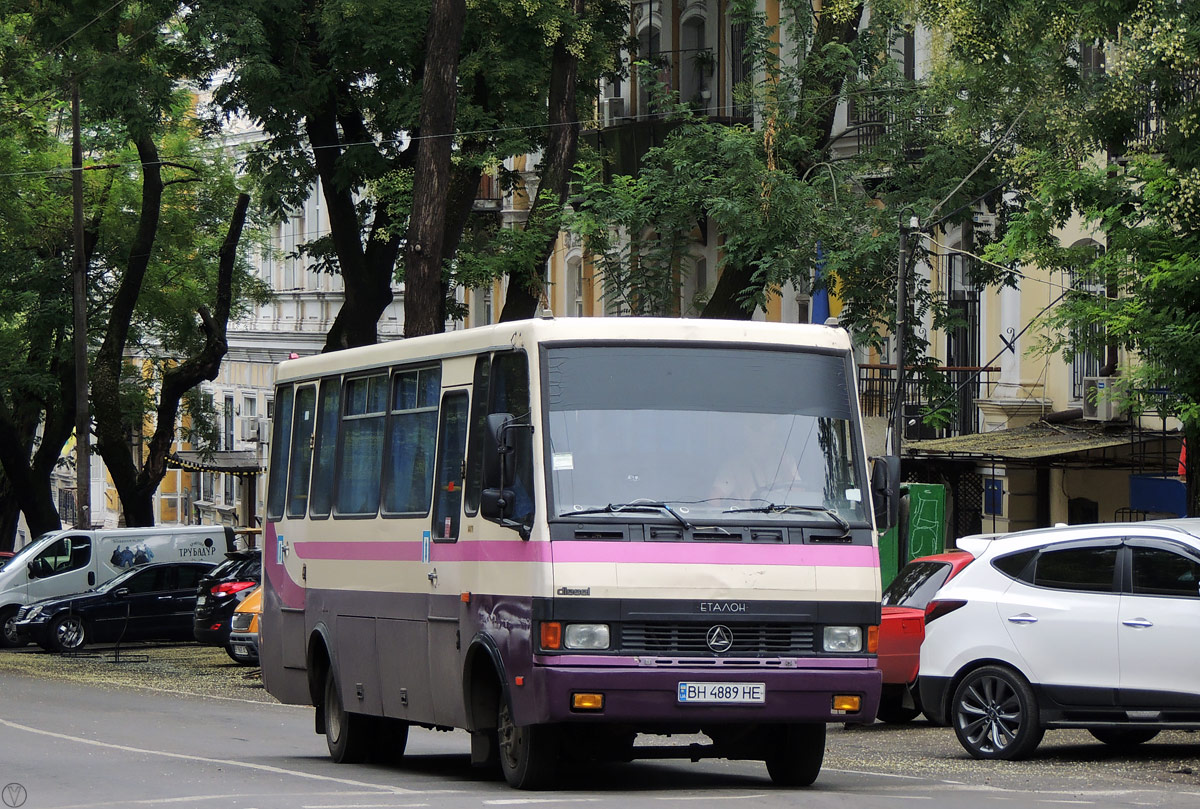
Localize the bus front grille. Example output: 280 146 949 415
620 622 814 655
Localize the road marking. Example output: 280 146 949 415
484 799 604 805
653 795 768 802
826 768 927 780
0 718 446 796
303 804 431 808
866 797 932 801
483 800 600 805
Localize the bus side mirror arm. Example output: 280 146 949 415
481 413 533 540
871 455 901 531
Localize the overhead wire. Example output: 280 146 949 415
0 80 944 181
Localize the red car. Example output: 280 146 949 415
877 550 974 723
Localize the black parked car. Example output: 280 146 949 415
193 549 261 661
14 561 216 653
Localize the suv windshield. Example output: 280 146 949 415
545 345 868 525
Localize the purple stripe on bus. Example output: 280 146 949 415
551 541 878 567
290 539 876 567
264 522 307 610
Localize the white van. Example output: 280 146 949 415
0 525 235 647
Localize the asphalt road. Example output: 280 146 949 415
2 645 1200 809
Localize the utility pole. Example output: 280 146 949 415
892 218 914 458
72 80 91 530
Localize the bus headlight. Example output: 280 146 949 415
822 626 863 653
564 624 610 650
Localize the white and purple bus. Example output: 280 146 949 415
261 317 896 788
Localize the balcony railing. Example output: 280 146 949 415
858 363 1000 440
473 172 503 212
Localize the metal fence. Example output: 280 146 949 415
858 363 999 439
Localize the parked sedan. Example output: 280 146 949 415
14 561 216 653
193 549 261 661
227 585 263 666
877 550 974 723
920 518 1200 760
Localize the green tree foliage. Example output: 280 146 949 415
0 1 267 537
562 0 1010 370
926 0 1200 513
190 0 627 342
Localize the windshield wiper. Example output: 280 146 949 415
722 503 850 533
561 502 692 530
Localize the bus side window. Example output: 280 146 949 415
490 352 534 523
285 385 317 518
382 366 441 516
266 386 295 521
432 391 469 541
464 355 491 515
308 377 341 519
336 374 388 516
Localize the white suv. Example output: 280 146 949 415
919 518 1200 760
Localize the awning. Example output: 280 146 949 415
168 450 263 476
904 421 1168 463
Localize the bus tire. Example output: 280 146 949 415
497 698 558 789
323 668 371 764
374 717 411 764
764 723 825 787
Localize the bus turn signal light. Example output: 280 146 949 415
832 695 861 714
572 693 604 711
867 625 879 654
540 621 562 650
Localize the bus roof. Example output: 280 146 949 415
274 317 853 385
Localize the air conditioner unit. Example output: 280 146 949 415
602 96 626 128
239 417 267 441
1082 376 1122 421
971 211 997 236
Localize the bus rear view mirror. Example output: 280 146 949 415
480 488 515 520
871 455 901 530
483 412 516 491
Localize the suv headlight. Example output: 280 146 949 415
563 623 610 650
823 626 863 653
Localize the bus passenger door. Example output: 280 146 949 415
428 391 470 727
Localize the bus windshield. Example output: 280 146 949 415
545 344 869 525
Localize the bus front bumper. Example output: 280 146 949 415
522 657 881 726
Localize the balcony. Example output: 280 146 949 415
858 363 999 440
473 172 503 212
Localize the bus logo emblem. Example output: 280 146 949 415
706 625 734 653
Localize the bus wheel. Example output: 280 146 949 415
497 699 558 789
764 723 825 787
323 668 371 763
375 717 410 764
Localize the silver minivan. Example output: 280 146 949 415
0 525 235 647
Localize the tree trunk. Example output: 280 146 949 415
0 476 20 551
440 162 485 325
92 136 163 527
308 94 402 352
0 401 63 540
120 193 251 525
404 0 468 338
499 0 585 323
